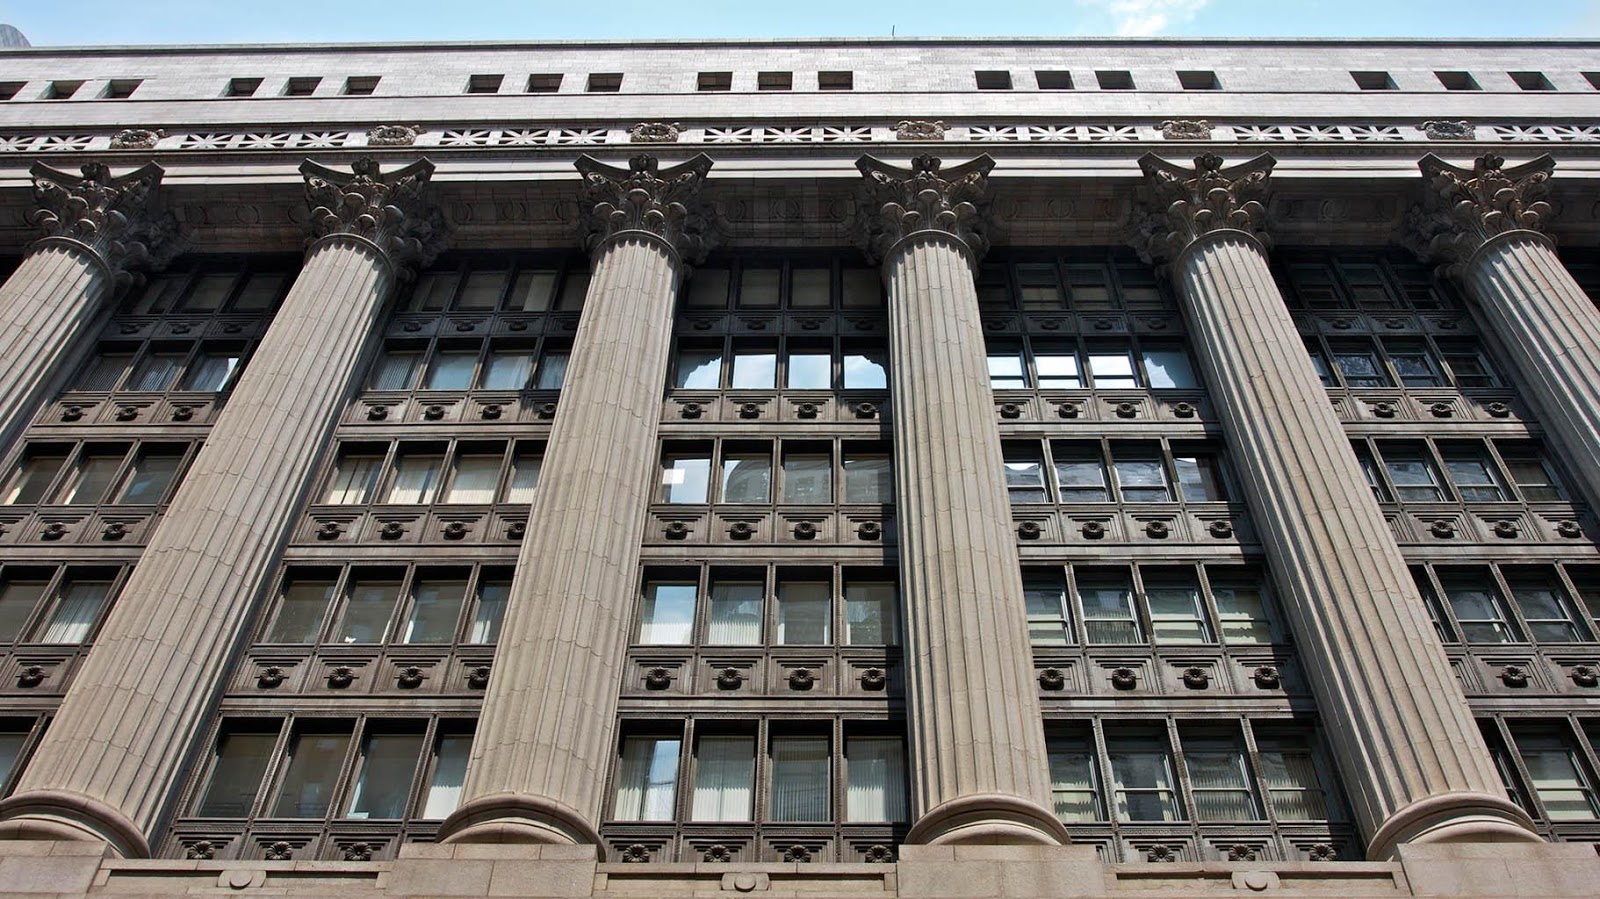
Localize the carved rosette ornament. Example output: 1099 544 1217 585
1421 120 1474 141
894 120 946 141
1160 119 1212 140
628 122 683 143
574 153 715 263
109 128 165 150
30 161 174 283
300 156 445 276
1130 152 1275 264
854 153 995 264
366 124 424 147
1407 152 1555 276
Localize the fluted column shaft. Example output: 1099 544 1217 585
1460 232 1600 505
439 154 712 850
882 233 1066 846
0 244 111 450
0 158 438 857
0 236 395 856
1173 230 1537 858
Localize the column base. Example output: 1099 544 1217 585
1366 791 1542 861
905 793 1070 846
437 793 603 852
0 789 150 858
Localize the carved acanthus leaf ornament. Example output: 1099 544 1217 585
574 153 715 262
1407 152 1555 276
30 161 175 282
1131 152 1275 264
300 156 445 276
854 153 995 263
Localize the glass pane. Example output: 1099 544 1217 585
707 582 762 646
777 581 829 644
1444 453 1506 502
842 351 888 389
1390 350 1442 387
686 269 729 308
843 455 892 503
370 351 423 391
640 583 695 645
1174 455 1226 502
60 451 125 504
661 455 710 503
408 272 457 311
270 730 351 817
988 352 1027 389
231 272 285 311
1186 748 1257 820
504 453 541 504
1143 350 1197 389
197 731 276 817
676 351 722 389
1081 575 1140 644
3 453 67 505
468 578 510 644
480 352 533 390
1036 353 1081 389
402 577 467 643
1147 579 1208 643
1004 452 1048 503
535 353 569 390
345 733 423 818
114 449 182 504
845 582 898 645
36 579 110 644
771 736 830 821
1441 574 1515 643
787 352 831 389
690 735 755 821
1213 579 1274 644
1504 453 1562 502
1024 576 1071 646
1113 455 1170 502
77 353 132 391
334 578 399 644
1088 351 1137 388
1260 748 1328 820
444 455 500 504
0 577 48 642
739 268 780 307
178 352 241 391
266 575 336 643
1508 572 1581 643
457 270 507 310
614 737 680 821
386 453 444 504
0 731 21 788
1334 351 1387 388
1109 744 1178 822
791 268 831 307
731 351 777 389
845 737 906 822
510 270 557 311
323 453 381 504
1054 447 1109 502
721 454 771 503
421 734 472 818
782 454 831 503
425 353 477 390
183 274 234 311
841 268 882 308
1049 743 1099 821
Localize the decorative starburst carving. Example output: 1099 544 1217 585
300 156 445 277
1130 153 1275 264
574 154 714 263
31 161 174 283
855 153 994 264
1407 153 1555 276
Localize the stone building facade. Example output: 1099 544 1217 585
0 35 1595 897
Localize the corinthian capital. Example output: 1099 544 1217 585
1408 153 1555 274
301 157 445 276
1131 152 1275 264
31 161 174 283
854 153 994 264
575 153 715 263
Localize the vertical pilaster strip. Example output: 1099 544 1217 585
1137 153 1540 860
0 157 441 857
0 162 169 452
1411 153 1600 509
439 154 713 849
856 154 1066 847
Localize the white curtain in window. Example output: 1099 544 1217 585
323 455 380 504
771 737 829 821
37 580 110 643
468 581 509 644
1260 750 1327 820
639 584 695 644
707 583 762 645
614 737 680 821
535 353 569 390
1049 745 1099 821
1185 750 1256 820
421 735 472 818
690 735 754 821
504 455 541 504
480 352 534 390
387 455 443 504
845 737 906 822
445 456 500 504
371 352 422 391
181 354 241 392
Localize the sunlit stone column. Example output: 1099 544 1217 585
1135 153 1540 860
1412 152 1600 509
0 158 442 857
439 154 713 849
855 154 1067 846
0 162 169 451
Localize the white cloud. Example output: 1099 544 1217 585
1076 0 1212 36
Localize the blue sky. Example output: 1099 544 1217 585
3 0 1599 45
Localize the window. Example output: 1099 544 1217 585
1256 732 1332 820
1585 72 1600 90
285 76 321 96
640 582 696 645
1079 570 1141 644
1182 732 1258 820
524 72 563 92
1177 70 1220 90
758 71 792 90
1438 569 1518 643
777 579 830 644
1096 70 1134 89
1088 346 1143 388
1509 727 1599 820
1024 572 1072 646
1379 443 1446 502
1504 568 1587 643
264 572 337 644
1509 71 1554 91
343 75 380 95
685 259 882 310
697 71 732 91
195 726 276 817
1439 443 1508 501
120 263 291 316
44 80 83 99
1 449 68 505
614 736 681 820
586 73 623 92
660 440 880 507
1211 572 1276 644
103 79 141 99
1004 444 1049 504
465 73 502 94
1436 71 1480 90
1499 442 1565 501
690 734 754 821
225 76 262 96
721 449 772 504
263 565 510 647
781 450 832 503
114 445 184 504
346 730 425 818
636 565 898 649
1144 570 1210 643
844 580 898 645
708 580 762 645
975 70 1012 90
1035 70 1073 90
1006 440 1230 506
322 447 382 504
1048 734 1100 821
987 348 1028 389
818 71 853 90
1351 70 1396 90
660 450 711 503
771 736 829 821
845 736 907 822
385 449 445 504
1113 444 1172 502
0 82 24 101
1053 444 1109 502
843 452 892 503
0 567 117 645
1107 729 1179 821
